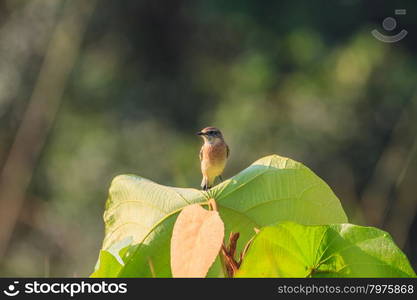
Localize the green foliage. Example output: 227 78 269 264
236 222 416 278
91 154 416 278
91 154 347 277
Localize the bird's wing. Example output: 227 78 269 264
226 144 230 158
199 146 203 161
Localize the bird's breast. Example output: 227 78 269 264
200 142 228 175
201 143 228 162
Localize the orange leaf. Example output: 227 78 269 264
170 203 224 277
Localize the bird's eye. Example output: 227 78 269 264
208 131 214 135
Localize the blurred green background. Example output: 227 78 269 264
0 0 416 276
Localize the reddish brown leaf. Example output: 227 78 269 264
170 204 224 277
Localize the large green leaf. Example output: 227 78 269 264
91 154 347 277
91 176 206 277
236 222 416 278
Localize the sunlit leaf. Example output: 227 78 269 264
236 222 417 278
171 204 224 277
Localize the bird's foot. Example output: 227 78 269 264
202 184 213 191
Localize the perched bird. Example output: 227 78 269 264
197 127 229 190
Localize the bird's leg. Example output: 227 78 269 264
218 175 224 182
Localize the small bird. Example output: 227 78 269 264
197 127 229 190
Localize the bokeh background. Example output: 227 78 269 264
0 0 416 276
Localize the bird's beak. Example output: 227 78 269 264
196 131 204 136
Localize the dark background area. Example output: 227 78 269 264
0 0 416 276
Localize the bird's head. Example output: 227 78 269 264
196 127 224 143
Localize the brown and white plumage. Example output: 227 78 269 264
197 127 229 190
